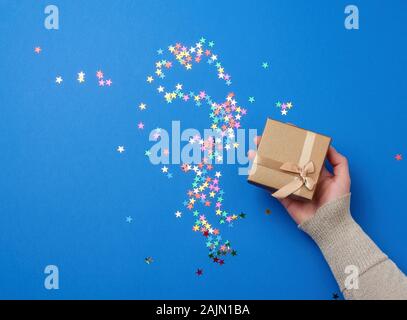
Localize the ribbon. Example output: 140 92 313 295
251 129 317 199
271 161 316 199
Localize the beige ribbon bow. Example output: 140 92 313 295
271 161 316 199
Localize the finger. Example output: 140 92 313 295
247 149 257 160
320 166 332 178
254 135 261 146
276 195 292 210
327 146 350 180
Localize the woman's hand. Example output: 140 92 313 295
250 138 351 225
279 146 351 224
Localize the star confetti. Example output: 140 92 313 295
77 71 85 83
55 76 63 84
145 257 154 264
145 39 234 87
196 268 203 276
96 70 112 87
117 146 125 153
180 162 244 264
395 154 402 161
126 216 133 223
34 46 41 54
142 38 249 265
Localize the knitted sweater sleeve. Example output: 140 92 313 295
299 193 407 300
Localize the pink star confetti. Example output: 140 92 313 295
96 70 104 79
95 70 112 87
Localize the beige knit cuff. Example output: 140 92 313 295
299 193 387 291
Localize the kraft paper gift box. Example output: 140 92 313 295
248 119 331 200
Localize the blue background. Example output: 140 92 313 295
0 0 406 299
